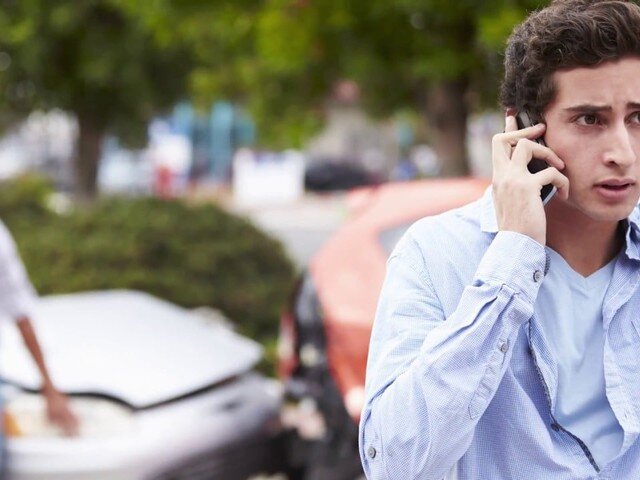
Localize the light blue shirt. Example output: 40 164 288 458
537 247 623 466
360 188 640 480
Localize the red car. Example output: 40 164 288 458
278 178 489 479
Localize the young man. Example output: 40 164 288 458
359 1 640 478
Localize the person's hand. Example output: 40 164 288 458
43 385 80 436
491 113 569 245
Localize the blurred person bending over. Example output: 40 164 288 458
360 1 640 478
1 221 78 453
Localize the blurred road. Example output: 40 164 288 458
229 193 348 269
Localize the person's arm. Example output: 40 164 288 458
359 229 546 480
359 114 569 479
16 315 79 436
0 222 79 436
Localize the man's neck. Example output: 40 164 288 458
545 201 625 277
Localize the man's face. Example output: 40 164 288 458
543 56 640 223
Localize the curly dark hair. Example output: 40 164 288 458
500 0 640 122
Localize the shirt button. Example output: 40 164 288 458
533 270 543 282
499 341 509 353
367 446 377 459
551 423 560 432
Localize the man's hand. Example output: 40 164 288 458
492 113 569 245
43 385 80 436
16 316 80 436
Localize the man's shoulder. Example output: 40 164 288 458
390 197 491 274
407 198 487 249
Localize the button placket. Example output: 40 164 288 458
367 446 377 459
533 270 543 283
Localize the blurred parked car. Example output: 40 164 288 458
1 290 285 480
304 161 380 192
278 178 490 479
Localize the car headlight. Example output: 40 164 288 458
5 393 135 439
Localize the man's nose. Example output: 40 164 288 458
604 123 638 167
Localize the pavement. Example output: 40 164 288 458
224 193 349 269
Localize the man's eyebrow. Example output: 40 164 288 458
562 103 640 112
563 104 612 113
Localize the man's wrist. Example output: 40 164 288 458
41 380 57 394
475 231 548 304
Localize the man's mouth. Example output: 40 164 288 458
594 179 636 198
598 184 630 191
596 178 635 187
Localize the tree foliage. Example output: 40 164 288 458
1 0 550 177
127 0 547 169
0 0 195 198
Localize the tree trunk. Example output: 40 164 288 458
74 113 105 203
426 78 470 176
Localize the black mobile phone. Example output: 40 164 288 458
515 111 557 204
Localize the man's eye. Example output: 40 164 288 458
630 112 640 124
577 114 598 125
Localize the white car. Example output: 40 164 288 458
0 290 285 480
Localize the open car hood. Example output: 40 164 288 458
0 290 262 409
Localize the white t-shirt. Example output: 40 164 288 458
536 247 623 466
0 221 37 323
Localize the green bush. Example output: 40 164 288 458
1 176 296 373
0 174 53 224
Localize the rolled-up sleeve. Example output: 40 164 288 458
359 230 547 479
0 222 37 322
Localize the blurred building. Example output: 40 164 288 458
467 111 501 178
306 81 401 180
232 148 305 207
0 110 76 188
166 101 255 185
0 101 256 196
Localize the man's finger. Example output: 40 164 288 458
493 123 546 163
511 139 565 171
505 114 518 133
55 412 79 436
499 122 546 146
534 167 570 200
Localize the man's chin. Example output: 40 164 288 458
583 203 637 223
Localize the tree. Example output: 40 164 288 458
0 0 194 200
132 0 547 175
337 0 548 175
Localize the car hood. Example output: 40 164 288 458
0 290 262 409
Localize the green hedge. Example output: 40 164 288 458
0 175 296 373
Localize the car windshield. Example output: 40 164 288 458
379 223 412 255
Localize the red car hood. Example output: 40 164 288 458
310 178 489 419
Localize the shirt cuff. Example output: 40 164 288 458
474 231 548 304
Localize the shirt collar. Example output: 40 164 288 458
624 209 640 261
478 186 640 261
